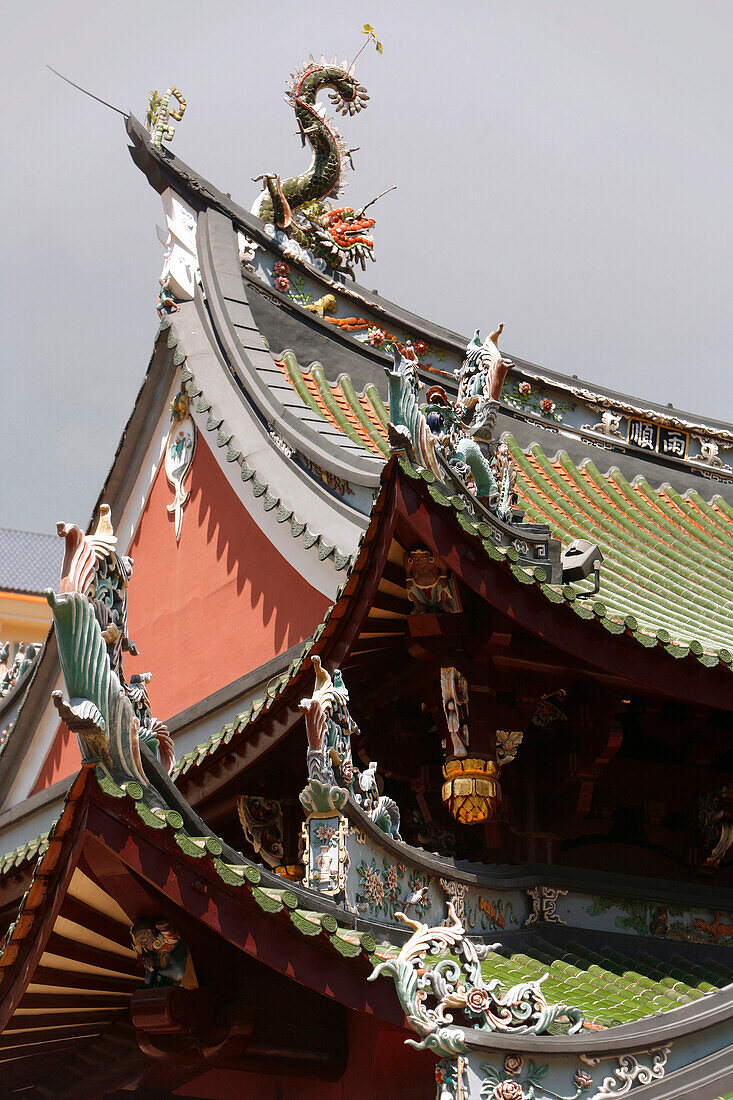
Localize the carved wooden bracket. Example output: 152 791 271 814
132 986 254 1060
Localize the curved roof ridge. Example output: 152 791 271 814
126 113 733 440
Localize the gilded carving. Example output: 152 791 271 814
525 886 568 926
441 667 470 757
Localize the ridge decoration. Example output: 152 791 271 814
298 657 401 896
46 505 174 784
481 1056 595 1099
387 331 602 587
146 87 186 148
252 56 378 276
386 328 518 521
368 902 583 1057
581 1047 671 1096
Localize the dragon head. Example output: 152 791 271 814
323 207 376 268
296 200 376 273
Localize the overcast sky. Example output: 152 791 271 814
2 0 733 533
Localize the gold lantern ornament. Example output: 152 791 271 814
442 756 501 825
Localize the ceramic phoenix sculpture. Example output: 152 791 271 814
252 57 377 275
299 656 401 839
46 506 174 785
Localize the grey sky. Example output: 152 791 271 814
2 0 732 533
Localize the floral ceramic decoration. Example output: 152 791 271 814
356 855 408 919
481 1056 594 1099
307 813 343 895
502 380 575 424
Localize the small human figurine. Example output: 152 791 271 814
157 273 180 319
404 546 461 614
130 918 197 988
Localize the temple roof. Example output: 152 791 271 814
1 760 732 1090
172 454 732 799
127 110 733 491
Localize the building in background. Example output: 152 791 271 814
0 526 56 746
0 61 731 1098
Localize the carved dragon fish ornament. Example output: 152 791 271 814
47 507 175 784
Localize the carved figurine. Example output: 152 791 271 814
300 655 357 793
237 795 285 868
404 546 461 614
304 293 337 319
387 330 517 520
440 667 470 758
456 324 514 416
252 58 377 276
583 411 622 437
165 390 196 542
130 919 197 989
0 643 39 696
157 273 180 318
698 787 733 866
299 657 401 837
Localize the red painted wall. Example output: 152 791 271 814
30 722 80 795
30 436 329 793
125 436 329 719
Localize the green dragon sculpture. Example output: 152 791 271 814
252 56 376 275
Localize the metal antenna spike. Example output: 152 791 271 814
47 66 128 118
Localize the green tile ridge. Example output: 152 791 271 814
365 383 389 428
279 350 326 419
309 363 366 449
337 374 390 455
86 767 375 972
507 438 733 657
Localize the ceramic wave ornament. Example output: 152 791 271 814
46 506 174 785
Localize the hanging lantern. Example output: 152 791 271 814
442 756 501 825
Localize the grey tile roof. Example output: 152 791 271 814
0 527 59 595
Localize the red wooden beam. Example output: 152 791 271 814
84 797 404 1027
16 992 130 1011
31 967 139 995
45 931 139 977
58 895 132 951
394 478 733 710
3 1009 118 1031
0 1022 106 1049
0 772 91 1033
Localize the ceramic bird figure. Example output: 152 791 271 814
403 884 429 910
